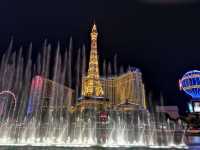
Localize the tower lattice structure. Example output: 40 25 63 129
82 24 104 97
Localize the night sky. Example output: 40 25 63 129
0 0 200 113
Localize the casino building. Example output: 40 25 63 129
27 75 74 120
76 24 146 112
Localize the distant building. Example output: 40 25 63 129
156 106 179 120
100 70 146 109
27 76 74 118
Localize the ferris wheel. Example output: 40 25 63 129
0 90 17 121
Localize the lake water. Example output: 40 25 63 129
0 136 200 150
0 146 191 150
0 147 187 150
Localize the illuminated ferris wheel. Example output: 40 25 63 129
0 90 16 121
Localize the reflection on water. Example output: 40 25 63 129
190 136 200 144
0 147 187 150
0 147 137 150
184 136 200 150
188 136 200 150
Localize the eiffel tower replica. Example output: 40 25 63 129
76 23 110 112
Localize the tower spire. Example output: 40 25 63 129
81 23 104 97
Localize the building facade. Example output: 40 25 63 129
27 75 74 118
156 106 180 120
100 70 146 109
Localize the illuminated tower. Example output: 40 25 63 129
82 24 104 97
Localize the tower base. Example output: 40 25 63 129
75 96 110 112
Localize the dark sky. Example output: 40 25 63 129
0 0 200 113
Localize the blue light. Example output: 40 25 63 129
188 103 193 113
27 97 33 115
